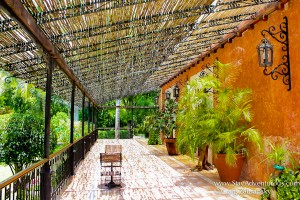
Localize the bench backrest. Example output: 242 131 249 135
105 145 122 153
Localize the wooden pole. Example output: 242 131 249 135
70 83 75 176
82 94 85 159
41 57 54 200
88 101 91 133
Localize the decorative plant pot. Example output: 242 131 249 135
214 153 244 182
273 164 284 171
273 164 284 177
165 138 178 155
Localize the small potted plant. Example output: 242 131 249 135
267 142 290 172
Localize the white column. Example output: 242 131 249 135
115 99 121 139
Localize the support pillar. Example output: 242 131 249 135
41 57 54 200
70 83 75 176
115 99 121 139
91 104 94 131
82 95 85 159
88 101 91 133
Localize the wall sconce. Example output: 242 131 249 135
154 96 159 104
199 63 215 78
257 38 273 67
165 91 171 100
258 16 291 91
173 84 180 98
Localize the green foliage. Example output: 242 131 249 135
261 168 300 200
98 130 130 139
51 95 68 117
177 76 215 160
97 107 115 128
207 61 261 166
51 112 86 146
138 114 161 145
0 73 59 174
51 112 70 144
95 91 158 129
159 99 177 138
176 61 261 166
267 141 291 166
0 113 56 174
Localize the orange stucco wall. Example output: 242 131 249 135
161 1 300 181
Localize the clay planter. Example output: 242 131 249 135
214 153 244 182
165 138 178 155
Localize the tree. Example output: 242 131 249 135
0 74 57 174
0 113 52 174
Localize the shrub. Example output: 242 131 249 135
98 130 130 139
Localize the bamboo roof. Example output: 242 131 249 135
0 0 283 104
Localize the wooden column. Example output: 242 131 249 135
82 94 85 159
41 57 54 200
88 101 91 133
70 83 75 176
91 104 94 131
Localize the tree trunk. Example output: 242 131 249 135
115 99 120 139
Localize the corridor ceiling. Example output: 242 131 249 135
0 0 283 105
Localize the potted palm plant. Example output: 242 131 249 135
210 61 261 182
176 76 216 170
177 60 261 181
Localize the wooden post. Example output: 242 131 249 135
70 83 75 176
82 94 85 159
88 101 91 133
41 57 54 200
92 104 94 131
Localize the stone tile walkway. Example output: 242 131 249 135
59 139 259 200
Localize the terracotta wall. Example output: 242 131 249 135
161 0 300 181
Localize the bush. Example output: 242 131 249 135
261 168 300 200
98 130 130 139
0 113 56 173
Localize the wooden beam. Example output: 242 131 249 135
97 127 128 131
98 106 159 109
1 0 97 106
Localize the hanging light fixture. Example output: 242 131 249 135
257 38 273 67
258 16 291 91
173 84 180 98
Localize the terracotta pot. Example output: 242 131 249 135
214 153 244 182
165 138 178 155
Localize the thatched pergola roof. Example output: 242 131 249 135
0 0 284 105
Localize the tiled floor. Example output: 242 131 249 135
59 139 260 200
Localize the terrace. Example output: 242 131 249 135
59 138 260 199
0 0 299 199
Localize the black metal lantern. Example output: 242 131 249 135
173 84 180 98
257 38 273 67
165 91 171 100
154 96 159 104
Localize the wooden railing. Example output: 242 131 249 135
0 130 98 200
